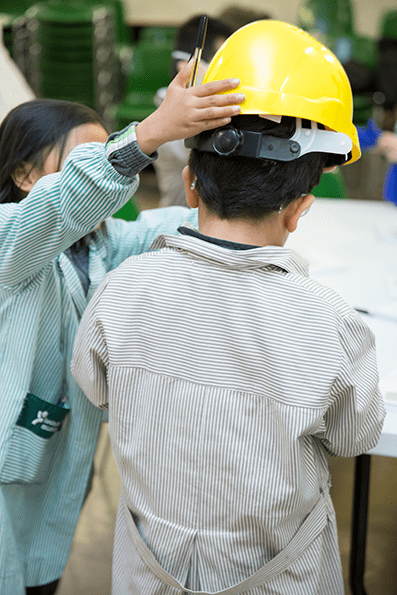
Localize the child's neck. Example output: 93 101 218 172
198 211 288 248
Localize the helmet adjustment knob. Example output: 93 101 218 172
212 128 243 155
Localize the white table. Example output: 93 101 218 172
287 198 397 595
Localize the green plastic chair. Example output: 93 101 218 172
0 0 35 56
312 168 348 198
297 0 378 128
11 0 124 125
112 198 140 221
112 26 177 128
127 41 173 95
111 93 157 129
379 10 397 40
328 33 378 126
297 0 355 38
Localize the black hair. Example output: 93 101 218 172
171 15 234 78
0 98 108 204
189 115 329 221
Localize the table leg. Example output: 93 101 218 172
349 454 371 595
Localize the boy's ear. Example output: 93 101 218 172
284 193 315 233
11 163 41 194
182 165 199 209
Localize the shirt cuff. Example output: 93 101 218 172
106 123 158 177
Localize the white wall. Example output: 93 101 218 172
123 0 397 38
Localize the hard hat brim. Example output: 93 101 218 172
224 85 361 164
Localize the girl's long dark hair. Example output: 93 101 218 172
0 98 108 204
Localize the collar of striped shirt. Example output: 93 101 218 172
150 222 309 277
177 224 260 251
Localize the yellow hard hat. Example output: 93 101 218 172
201 19 360 164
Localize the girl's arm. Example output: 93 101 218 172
0 68 243 288
0 142 142 288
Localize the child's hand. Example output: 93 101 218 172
136 62 245 156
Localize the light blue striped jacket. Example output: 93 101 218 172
0 128 197 592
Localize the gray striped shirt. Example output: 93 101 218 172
72 226 386 594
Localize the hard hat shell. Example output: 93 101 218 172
201 20 360 163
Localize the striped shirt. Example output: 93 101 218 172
0 126 198 593
72 225 386 595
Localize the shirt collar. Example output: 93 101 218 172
177 224 261 251
150 221 309 277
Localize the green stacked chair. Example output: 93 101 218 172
29 1 95 107
297 0 378 126
12 0 120 118
331 33 378 126
111 198 140 222
0 0 32 57
297 0 354 38
312 168 348 199
10 0 140 221
111 25 177 130
379 10 397 40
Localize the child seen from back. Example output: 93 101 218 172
72 21 386 595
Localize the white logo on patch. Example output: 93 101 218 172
31 410 61 432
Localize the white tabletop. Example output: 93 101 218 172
287 198 397 457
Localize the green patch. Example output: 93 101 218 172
16 393 70 439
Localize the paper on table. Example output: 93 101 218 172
294 246 348 275
373 220 397 244
379 367 397 413
367 302 397 323
386 274 397 300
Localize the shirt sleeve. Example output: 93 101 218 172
318 311 386 457
105 123 158 176
71 275 111 410
0 127 154 288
